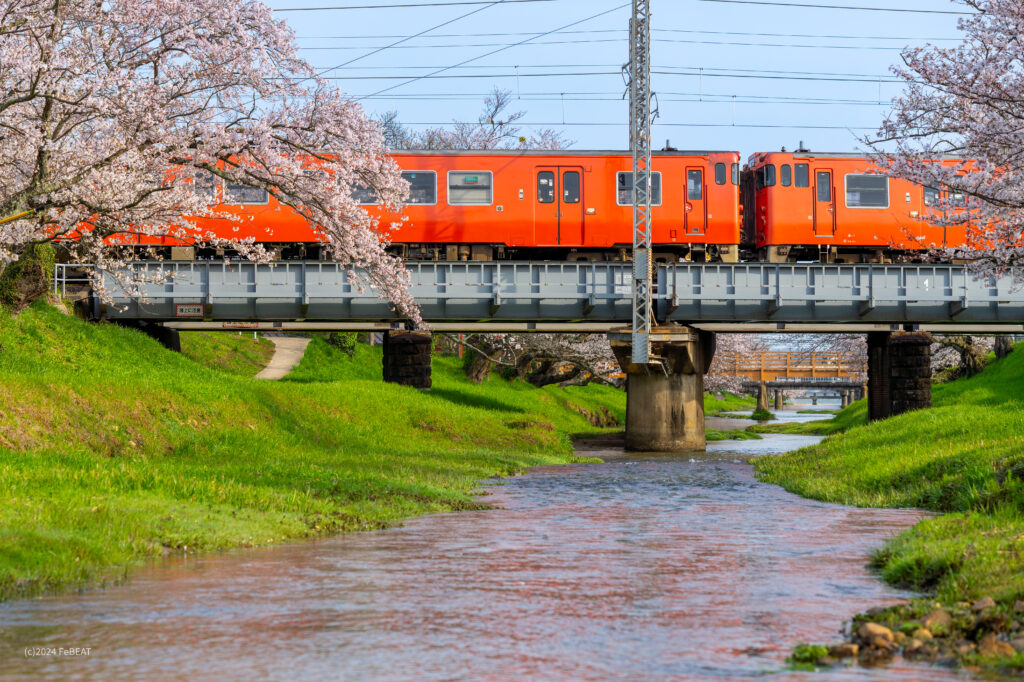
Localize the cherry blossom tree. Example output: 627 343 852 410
870 0 1024 279
377 88 571 151
0 0 417 319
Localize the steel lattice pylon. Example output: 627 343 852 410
628 0 653 364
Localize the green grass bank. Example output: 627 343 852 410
0 303 626 601
754 344 1024 671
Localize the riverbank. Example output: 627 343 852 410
754 343 1024 672
0 303 627 600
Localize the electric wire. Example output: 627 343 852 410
358 2 629 99
276 0 551 11
697 0 973 13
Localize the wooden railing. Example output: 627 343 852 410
715 351 866 381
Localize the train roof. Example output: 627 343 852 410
388 149 738 157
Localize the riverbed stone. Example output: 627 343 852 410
972 597 997 612
912 628 932 640
978 634 1016 658
893 631 907 645
857 622 894 644
828 643 858 659
1010 636 1024 653
922 609 952 633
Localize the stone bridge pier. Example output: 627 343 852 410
867 331 932 421
609 327 715 452
383 330 432 390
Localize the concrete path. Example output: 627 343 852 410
256 336 311 380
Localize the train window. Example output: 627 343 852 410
225 181 269 204
191 170 219 202
795 163 809 188
350 184 379 205
402 171 436 205
537 171 555 203
816 172 831 202
845 174 889 208
688 170 703 200
781 164 792 187
924 186 940 206
563 171 581 204
714 163 727 185
731 163 740 185
948 190 967 206
448 171 493 205
616 172 663 206
756 164 776 191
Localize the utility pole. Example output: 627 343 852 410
628 0 653 364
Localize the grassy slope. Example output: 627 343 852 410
704 392 756 416
754 344 1024 667
0 304 625 600
179 331 275 377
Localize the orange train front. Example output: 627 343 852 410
743 151 973 263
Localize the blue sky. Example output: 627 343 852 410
266 0 963 158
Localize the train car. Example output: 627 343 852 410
743 151 969 263
124 149 743 263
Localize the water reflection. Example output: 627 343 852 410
0 436 965 681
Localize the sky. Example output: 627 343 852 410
265 0 965 160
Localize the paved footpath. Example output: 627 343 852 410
256 336 311 380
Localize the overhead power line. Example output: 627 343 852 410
296 27 959 41
359 2 630 99
299 36 911 50
392 120 875 130
315 0 513 77
277 0 550 10
697 0 974 13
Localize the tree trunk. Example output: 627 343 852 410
995 336 1014 360
0 243 55 313
463 334 497 383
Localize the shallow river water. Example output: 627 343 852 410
0 425 968 681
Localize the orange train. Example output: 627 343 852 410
120 148 973 263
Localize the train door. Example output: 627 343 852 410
535 166 584 246
685 167 706 236
813 169 836 236
559 168 584 245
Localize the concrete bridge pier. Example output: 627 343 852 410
609 327 715 452
383 330 432 390
774 389 784 410
756 382 770 412
840 391 850 408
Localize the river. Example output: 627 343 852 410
0 409 967 681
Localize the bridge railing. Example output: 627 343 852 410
715 351 867 379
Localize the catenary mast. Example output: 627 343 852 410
628 0 653 364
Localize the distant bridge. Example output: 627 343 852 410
57 260 1024 332
716 351 866 382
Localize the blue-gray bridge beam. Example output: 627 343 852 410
64 261 1024 328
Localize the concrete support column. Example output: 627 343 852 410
867 332 892 422
383 330 432 390
889 332 932 416
841 391 850 408
774 389 784 410
756 382 770 412
811 395 818 406
609 327 715 452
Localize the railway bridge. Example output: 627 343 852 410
58 260 1024 452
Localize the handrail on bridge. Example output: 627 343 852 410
715 350 867 380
